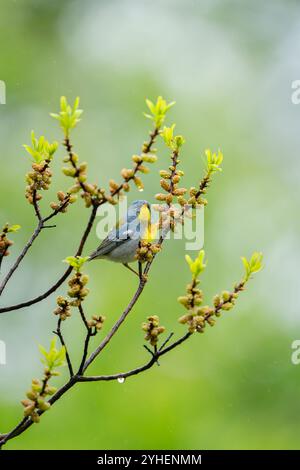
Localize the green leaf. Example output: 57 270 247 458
51 96 83 136
161 125 175 147
205 149 223 174
63 255 89 272
145 99 155 114
38 344 48 358
174 135 185 148
185 254 193 269
144 96 175 128
23 131 58 163
161 124 185 152
39 338 66 372
7 224 21 233
185 250 207 279
242 252 263 281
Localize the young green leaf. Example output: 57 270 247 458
144 96 175 128
38 338 66 373
23 131 58 163
7 224 21 233
161 125 185 152
205 149 223 174
50 96 83 136
241 252 263 281
63 255 89 272
185 250 207 279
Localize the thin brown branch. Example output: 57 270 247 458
43 195 71 223
81 139 182 374
82 276 148 372
0 122 189 448
77 328 93 375
158 332 174 351
111 125 159 198
63 138 88 194
0 376 77 447
0 204 98 314
0 331 191 448
0 122 158 310
0 189 71 296
0 218 191 447
0 220 43 296
0 251 8 272
143 126 159 153
53 318 74 377
32 190 42 222
78 333 192 382
76 303 96 374
0 189 60 297
78 303 90 331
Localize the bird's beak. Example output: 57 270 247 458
139 203 151 222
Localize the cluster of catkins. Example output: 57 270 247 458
155 158 186 206
186 185 208 208
178 279 214 333
67 272 90 305
178 280 244 334
50 190 76 213
156 168 208 210
142 315 165 346
61 149 107 208
53 296 72 321
115 153 157 196
53 273 89 321
87 314 106 331
212 283 244 314
154 143 201 233
135 240 161 263
0 226 13 257
21 373 56 423
25 161 52 204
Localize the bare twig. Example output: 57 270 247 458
0 221 43 296
78 333 192 382
0 204 98 313
158 332 174 351
32 190 42 222
78 303 90 331
0 377 77 447
77 328 93 375
43 195 71 223
77 303 97 375
0 332 191 448
82 278 147 372
110 126 160 198
53 318 74 377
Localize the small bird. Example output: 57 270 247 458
89 199 151 278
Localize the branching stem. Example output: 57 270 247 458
0 204 98 313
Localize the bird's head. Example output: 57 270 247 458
128 199 150 221
126 200 157 242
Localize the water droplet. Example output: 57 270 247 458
117 377 125 384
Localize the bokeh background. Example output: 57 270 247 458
1 0 300 450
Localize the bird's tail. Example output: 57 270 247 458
88 250 102 261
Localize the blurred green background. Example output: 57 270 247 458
1 0 300 450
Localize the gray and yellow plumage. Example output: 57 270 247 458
89 200 150 272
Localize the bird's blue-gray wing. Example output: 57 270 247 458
89 221 139 260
